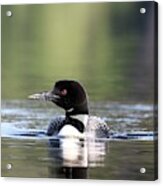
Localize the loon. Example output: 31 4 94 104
28 80 109 138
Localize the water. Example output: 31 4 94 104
1 100 156 180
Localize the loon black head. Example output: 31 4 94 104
50 80 89 116
29 80 89 116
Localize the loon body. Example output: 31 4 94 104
29 80 109 138
47 115 109 138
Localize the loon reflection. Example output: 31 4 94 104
48 136 107 178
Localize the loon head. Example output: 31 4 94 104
50 80 89 116
29 80 89 116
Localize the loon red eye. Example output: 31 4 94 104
61 89 67 96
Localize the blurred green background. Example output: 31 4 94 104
1 2 156 102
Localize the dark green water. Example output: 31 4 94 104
1 2 157 180
1 138 155 180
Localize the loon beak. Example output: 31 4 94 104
28 91 60 101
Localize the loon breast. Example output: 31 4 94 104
58 125 85 138
47 115 109 138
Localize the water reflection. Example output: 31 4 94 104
47 137 107 178
48 137 87 178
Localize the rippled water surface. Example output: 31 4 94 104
1 100 156 180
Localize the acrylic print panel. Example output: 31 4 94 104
1 1 158 180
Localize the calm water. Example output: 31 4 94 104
1 100 156 180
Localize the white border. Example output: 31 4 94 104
1 0 162 186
